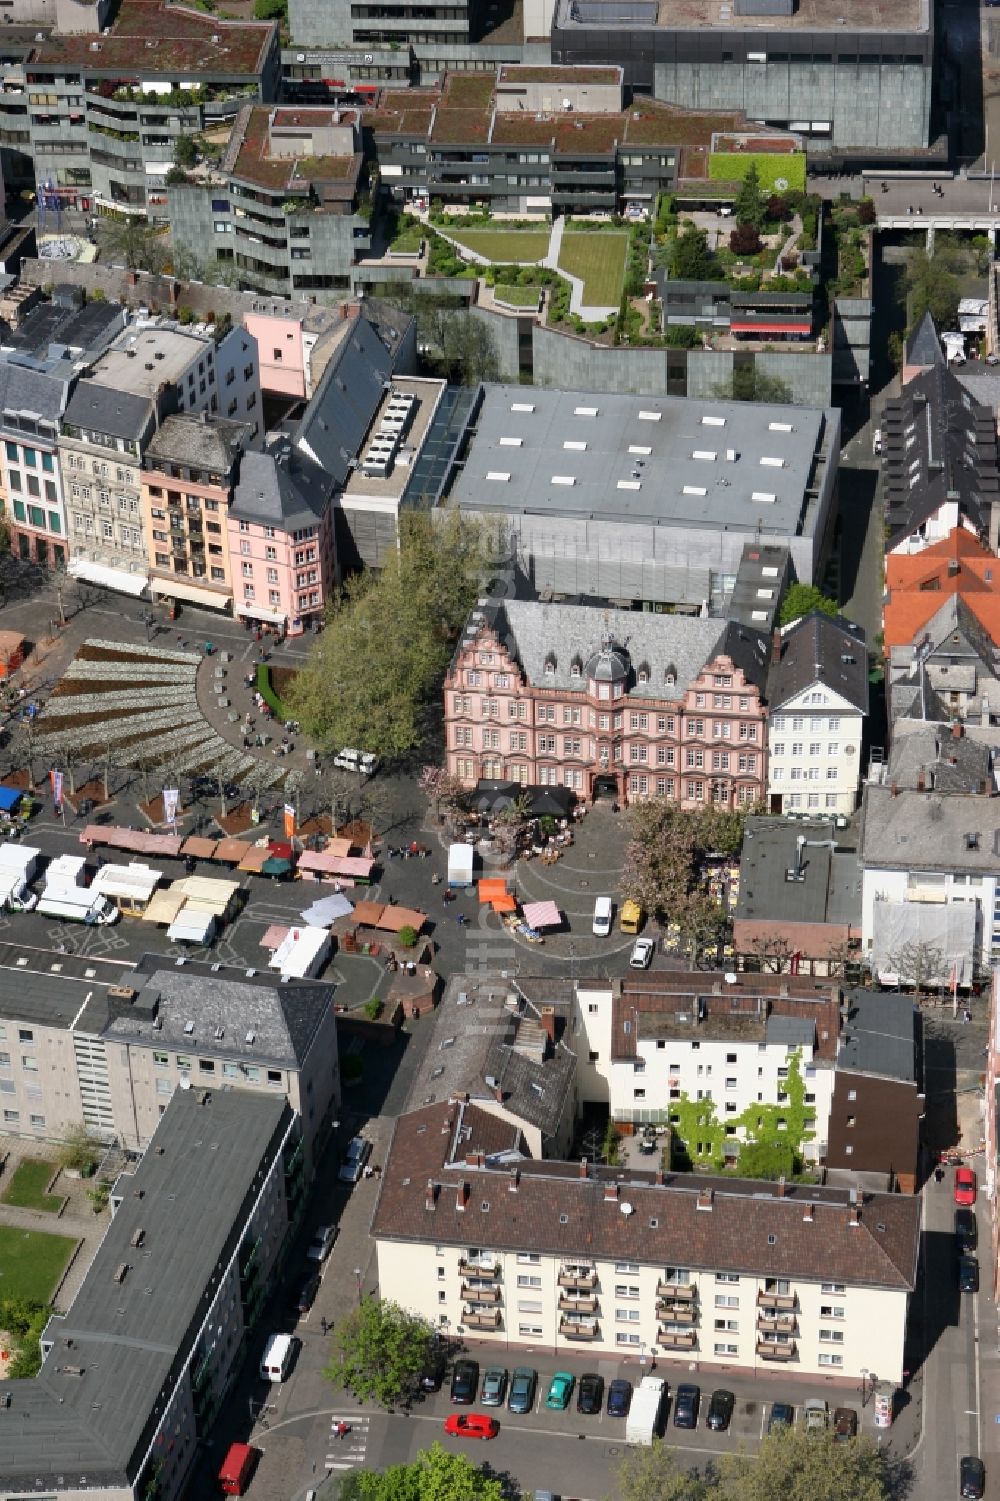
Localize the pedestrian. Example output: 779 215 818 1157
320 1316 329 1335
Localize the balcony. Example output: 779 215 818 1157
463 1307 501 1330
558 1267 597 1291
657 1280 695 1300
462 1282 501 1305
558 1292 598 1314
560 1317 600 1341
757 1312 797 1336
757 1290 796 1312
756 1339 797 1362
459 1258 499 1280
658 1327 698 1349
655 1301 696 1325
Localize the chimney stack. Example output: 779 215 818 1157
777 1175 786 1197
579 1157 588 1179
890 781 899 798
494 1084 504 1104
772 629 782 665
456 1181 469 1213
425 1179 437 1212
849 1202 861 1227
802 1202 814 1222
953 720 963 739
655 1169 665 1186
697 1188 714 1212
604 1181 619 1203
540 1006 557 1045
917 768 926 792
509 1167 520 1193
465 1150 485 1169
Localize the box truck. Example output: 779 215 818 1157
37 887 118 925
0 843 41 911
626 1376 665 1446
448 842 474 888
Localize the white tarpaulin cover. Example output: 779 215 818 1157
302 893 355 926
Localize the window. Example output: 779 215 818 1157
714 1294 739 1308
519 1323 543 1337
29 1114 45 1128
3 1109 19 1124
156 1077 173 1095
267 1069 282 1086
714 1342 738 1356
176 1055 192 1069
821 1282 846 1294
517 1274 541 1287
17 1029 32 1044
616 1332 641 1346
615 1283 640 1298
198 1059 215 1074
715 1272 739 1283
820 1304 845 1319
818 1353 843 1367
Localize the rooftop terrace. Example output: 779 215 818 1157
31 0 274 77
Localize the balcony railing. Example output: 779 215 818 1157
757 1312 797 1335
756 1339 797 1361
459 1258 499 1279
757 1290 796 1311
462 1283 501 1305
657 1280 695 1300
658 1327 698 1349
655 1301 697 1325
559 1267 597 1290
560 1317 600 1340
558 1292 598 1314
463 1307 501 1330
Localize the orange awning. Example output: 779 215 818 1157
352 900 386 927
478 878 509 904
491 893 517 912
377 904 426 933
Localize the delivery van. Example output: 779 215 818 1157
259 1332 296 1384
218 1441 259 1495
620 899 644 935
592 896 613 937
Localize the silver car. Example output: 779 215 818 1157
338 1136 372 1184
481 1367 507 1406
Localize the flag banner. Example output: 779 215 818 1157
50 769 63 805
283 802 295 840
163 788 179 827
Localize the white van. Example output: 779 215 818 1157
259 1333 296 1384
592 896 613 937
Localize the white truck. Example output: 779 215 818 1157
0 844 41 911
37 887 118 925
448 842 474 888
626 1376 666 1446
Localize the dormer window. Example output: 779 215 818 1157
571 657 582 679
637 660 650 685
544 653 556 677
664 662 677 687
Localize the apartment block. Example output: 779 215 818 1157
826 991 924 1193
373 1098 920 1381
445 596 769 805
0 951 340 1172
0 363 71 570
228 439 335 630
0 1088 301 1501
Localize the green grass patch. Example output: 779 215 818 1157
493 283 541 308
557 230 627 305
0 1225 76 1304
256 663 288 720
708 152 806 193
444 228 550 263
389 225 425 254
2 1159 64 1214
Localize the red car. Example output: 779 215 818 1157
955 1167 977 1207
443 1412 499 1440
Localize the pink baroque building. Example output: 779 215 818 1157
444 600 770 806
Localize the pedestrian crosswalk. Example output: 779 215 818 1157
325 1412 371 1472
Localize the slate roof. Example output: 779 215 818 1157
885 720 997 794
63 378 153 441
230 439 331 531
0 1089 292 1496
0 358 70 424
905 309 944 371
881 360 998 552
860 783 1000 872
294 310 395 483
145 412 254 476
768 609 869 715
463 597 770 702
373 1099 921 1290
837 989 921 1085
735 816 862 929
891 595 1000 717
102 953 334 1067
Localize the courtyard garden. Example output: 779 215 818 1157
2 1158 64 1214
0 1225 76 1305
443 226 551 263
557 227 629 306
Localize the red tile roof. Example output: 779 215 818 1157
883 528 1000 650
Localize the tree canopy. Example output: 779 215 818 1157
323 1297 434 1409
287 512 489 760
621 802 749 940
341 1443 504 1501
671 227 715 281
97 218 168 274
734 162 767 232
906 244 960 334
618 1428 892 1501
778 583 839 627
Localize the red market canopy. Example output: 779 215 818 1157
377 904 426 934
492 893 517 913
478 878 509 904
521 899 562 930
81 826 183 858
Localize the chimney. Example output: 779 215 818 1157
425 1179 437 1212
494 1084 504 1104
509 1167 520 1193
465 1150 485 1169
772 629 782 665
953 721 963 739
540 1005 557 1045
456 1181 469 1213
579 1157 588 1179
917 768 926 792
849 1201 861 1227
803 1202 814 1222
604 1181 619 1203
655 1169 665 1186
777 1175 786 1197
697 1188 714 1212
890 781 898 798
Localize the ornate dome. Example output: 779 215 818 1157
584 635 630 683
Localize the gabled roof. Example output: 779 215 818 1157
230 439 331 531
294 310 395 483
145 412 254 476
768 609 869 714
837 990 921 1085
63 378 153 441
884 719 995 794
883 528 1000 649
0 359 71 424
905 310 944 371
860 783 1000 873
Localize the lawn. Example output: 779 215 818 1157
0 1224 76 1304
2 1159 64 1214
493 283 542 308
557 231 628 305
444 228 551 263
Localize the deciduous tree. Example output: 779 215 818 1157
716 1424 890 1501
618 1442 709 1501
342 1443 504 1501
324 1298 434 1409
778 583 839 627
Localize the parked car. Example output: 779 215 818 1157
673 1384 700 1429
338 1136 372 1185
419 1348 446 1392
629 936 655 969
481 1368 508 1407
955 1207 978 1253
508 1367 537 1414
293 1273 320 1315
592 896 613 936
546 1372 574 1410
955 1166 977 1206
960 1255 980 1293
443 1412 498 1440
961 1457 986 1500
767 1403 794 1433
577 1373 604 1415
305 1224 337 1263
450 1359 480 1405
803 1399 828 1433
834 1407 859 1442
707 1390 735 1432
607 1378 633 1417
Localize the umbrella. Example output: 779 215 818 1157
523 785 575 817
261 856 292 877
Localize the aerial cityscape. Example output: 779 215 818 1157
0 0 996 1498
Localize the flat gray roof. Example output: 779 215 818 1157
0 1088 293 1495
449 384 830 534
736 818 861 928
0 942 127 1032
837 990 920 1084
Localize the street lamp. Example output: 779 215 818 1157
860 1368 876 1407
354 1265 363 1304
